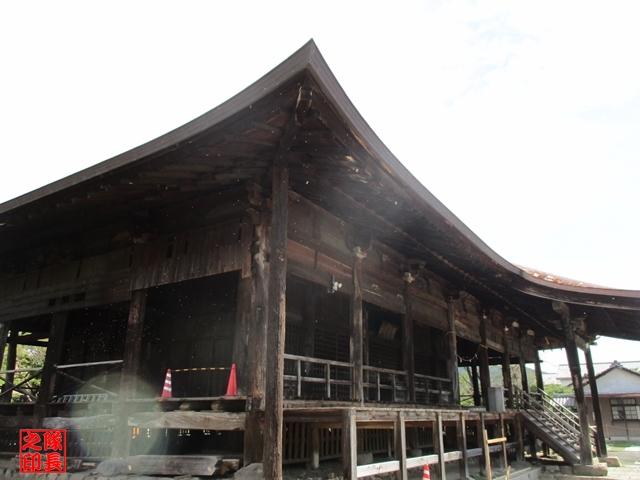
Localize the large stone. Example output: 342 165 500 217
605 456 622 467
572 462 608 477
96 458 129 476
234 463 264 479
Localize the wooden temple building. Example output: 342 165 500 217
0 41 639 478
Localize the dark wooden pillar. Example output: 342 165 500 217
534 350 544 393
479 314 491 408
402 274 416 403
263 156 289 480
36 312 68 421
471 365 481 407
243 186 270 465
0 323 8 370
502 330 513 409
518 355 529 394
351 247 366 403
447 298 459 405
585 343 607 458
4 341 17 395
556 303 593 465
112 290 147 457
476 413 486 474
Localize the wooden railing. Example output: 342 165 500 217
283 354 352 400
0 367 43 403
284 354 453 404
53 360 123 403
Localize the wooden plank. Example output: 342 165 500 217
483 428 492 480
129 411 245 430
395 411 407 480
502 329 514 409
263 154 289 480
357 460 399 477
342 408 357 480
311 425 320 469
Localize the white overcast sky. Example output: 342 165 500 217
1 1 638 373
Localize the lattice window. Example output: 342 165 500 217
611 398 640 421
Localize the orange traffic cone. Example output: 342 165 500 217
422 464 430 480
225 363 237 396
161 369 172 398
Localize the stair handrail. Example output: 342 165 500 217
537 387 598 443
514 388 583 443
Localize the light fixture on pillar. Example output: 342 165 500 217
511 320 520 328
527 329 535 336
328 275 343 294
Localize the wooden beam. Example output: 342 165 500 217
476 413 486 474
351 247 366 403
584 343 607 458
3 338 17 395
395 411 407 480
402 276 416 403
263 154 289 479
342 408 357 480
0 323 8 373
446 298 459 405
534 350 544 393
557 303 593 465
457 412 468 480
479 314 491 408
35 312 68 421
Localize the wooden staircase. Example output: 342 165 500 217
516 388 596 465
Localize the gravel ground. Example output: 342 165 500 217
607 449 640 480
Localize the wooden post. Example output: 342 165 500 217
263 156 289 479
243 186 270 465
457 412 468 480
479 314 491 408
446 298 459 405
434 412 446 480
342 408 357 480
395 411 407 480
351 247 366 403
36 312 68 421
477 413 486 474
0 322 8 371
534 349 549 457
502 330 513 409
515 414 524 461
402 274 416 403
112 290 147 457
585 343 607 458
557 303 593 465
3 337 17 395
310 425 320 470
482 428 492 480
471 365 481 407
498 413 507 471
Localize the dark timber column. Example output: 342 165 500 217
4 340 17 395
402 272 416 403
36 312 68 422
534 349 549 456
554 301 593 465
502 329 513 409
351 247 366 403
479 313 491 408
263 155 289 479
585 343 607 458
0 323 8 370
113 290 147 457
447 298 460 405
242 185 270 464
471 365 481 407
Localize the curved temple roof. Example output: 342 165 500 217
1 40 639 340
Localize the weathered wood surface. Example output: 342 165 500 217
98 455 236 476
128 411 245 430
36 312 68 420
351 248 365 403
